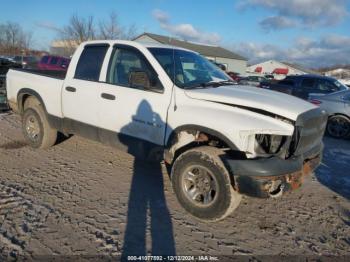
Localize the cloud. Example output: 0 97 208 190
259 16 297 31
239 0 348 30
152 9 169 24
229 34 350 68
35 21 62 32
152 9 221 45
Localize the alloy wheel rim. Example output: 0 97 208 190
182 165 219 207
26 115 40 141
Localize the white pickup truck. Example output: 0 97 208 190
6 40 327 221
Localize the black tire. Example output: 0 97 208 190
171 146 241 222
326 115 350 139
22 97 57 149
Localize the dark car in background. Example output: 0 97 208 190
0 57 22 75
262 74 348 99
239 75 267 87
227 71 242 82
1 57 22 111
37 55 70 71
12 55 38 69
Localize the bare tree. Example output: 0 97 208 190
53 14 96 56
0 22 33 55
51 13 138 56
121 23 138 40
60 15 96 46
99 12 122 39
99 12 138 40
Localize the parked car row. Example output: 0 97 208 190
261 74 348 99
1 55 71 71
258 74 350 139
12 56 38 69
38 55 70 71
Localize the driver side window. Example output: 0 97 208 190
316 80 338 92
107 47 163 92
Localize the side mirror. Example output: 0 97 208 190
129 69 151 89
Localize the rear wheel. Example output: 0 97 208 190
326 115 350 139
22 97 57 148
171 146 241 222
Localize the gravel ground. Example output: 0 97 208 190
0 112 349 260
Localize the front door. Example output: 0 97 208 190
97 45 172 156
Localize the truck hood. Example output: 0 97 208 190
185 85 316 121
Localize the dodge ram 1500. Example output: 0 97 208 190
6 40 327 221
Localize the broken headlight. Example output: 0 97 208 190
255 134 286 154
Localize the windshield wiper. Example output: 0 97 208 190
214 80 237 86
184 80 236 89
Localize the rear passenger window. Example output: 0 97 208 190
41 56 49 64
50 57 58 65
61 59 69 67
316 80 338 92
279 80 294 86
301 79 315 89
75 45 109 81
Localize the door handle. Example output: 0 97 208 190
65 86 76 92
101 93 116 100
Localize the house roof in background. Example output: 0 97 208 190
282 62 319 75
249 60 319 75
135 32 247 61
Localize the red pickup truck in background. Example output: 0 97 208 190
37 55 70 71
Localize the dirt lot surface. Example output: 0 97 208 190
0 112 349 260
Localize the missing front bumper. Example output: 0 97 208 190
228 150 322 198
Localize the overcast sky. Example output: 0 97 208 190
1 0 349 68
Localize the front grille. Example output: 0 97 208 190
291 108 327 157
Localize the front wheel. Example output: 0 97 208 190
171 146 241 222
326 115 350 139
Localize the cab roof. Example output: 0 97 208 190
80 40 195 53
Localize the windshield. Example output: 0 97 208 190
333 80 348 91
148 47 232 88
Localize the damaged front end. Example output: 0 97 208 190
232 154 321 198
229 107 327 198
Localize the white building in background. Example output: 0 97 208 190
325 68 350 87
134 32 247 75
50 40 79 57
247 60 318 79
324 68 350 79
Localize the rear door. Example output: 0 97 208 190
271 79 295 95
62 44 109 136
296 78 317 99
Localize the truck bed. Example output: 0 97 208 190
6 68 65 118
11 68 67 80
